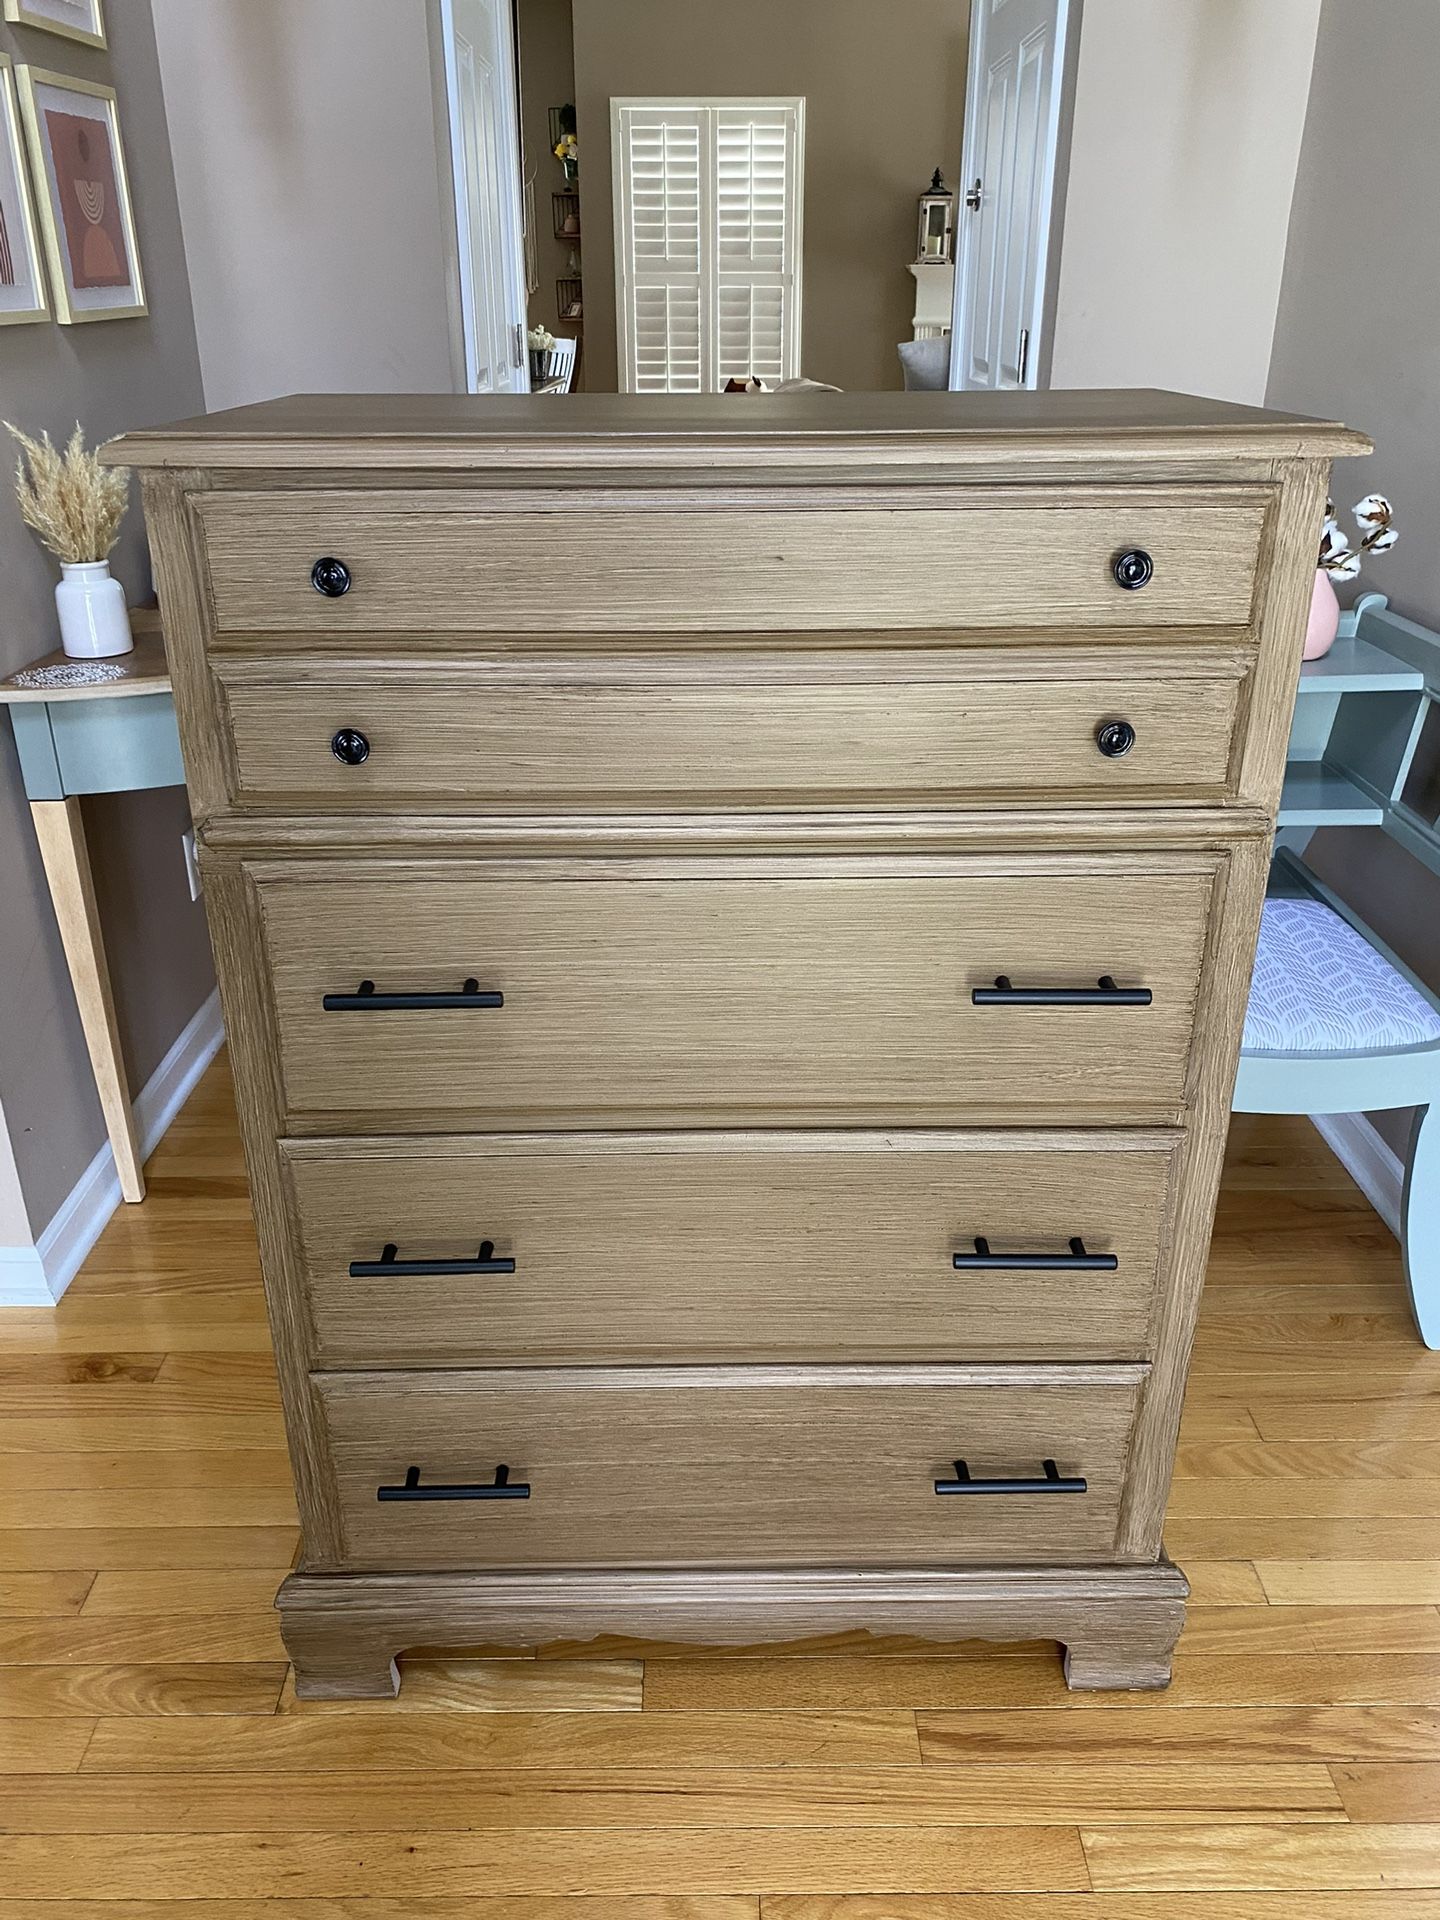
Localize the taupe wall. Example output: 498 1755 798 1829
0 2 211 1235
516 0 577 351
151 0 457 409
569 0 969 392
1265 0 1440 1154
1051 0 1322 403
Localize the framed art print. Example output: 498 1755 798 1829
3 0 106 50
0 56 49 322
15 65 144 322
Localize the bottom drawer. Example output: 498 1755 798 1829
316 1367 1144 1571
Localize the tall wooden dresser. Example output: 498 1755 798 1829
115 392 1367 1696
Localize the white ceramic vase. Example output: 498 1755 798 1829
55 560 133 659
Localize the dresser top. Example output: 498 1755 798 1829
109 389 1368 471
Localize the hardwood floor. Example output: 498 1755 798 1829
1 1054 1436 1912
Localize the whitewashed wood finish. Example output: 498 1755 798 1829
281 1129 1182 1367
315 1365 1146 1572
194 486 1268 633
116 393 1358 1693
255 854 1217 1130
217 646 1249 811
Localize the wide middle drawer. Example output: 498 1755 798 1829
315 1366 1145 1571
282 1131 1181 1367
253 854 1217 1128
215 648 1248 810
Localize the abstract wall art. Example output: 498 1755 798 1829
15 65 143 322
0 54 49 323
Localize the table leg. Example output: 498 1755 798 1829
1403 1103 1438 1350
30 798 145 1203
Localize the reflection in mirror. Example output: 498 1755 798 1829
512 0 973 393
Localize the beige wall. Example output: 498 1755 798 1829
1265 0 1440 1156
516 0 577 351
151 0 457 409
0 2 212 1236
569 0 969 392
1051 0 1322 403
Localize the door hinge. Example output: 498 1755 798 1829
512 322 526 370
1016 326 1031 387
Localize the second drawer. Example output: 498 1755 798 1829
216 649 1248 811
283 1131 1181 1366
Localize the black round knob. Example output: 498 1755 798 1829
1112 548 1154 591
1096 718 1136 759
330 727 370 766
311 556 352 598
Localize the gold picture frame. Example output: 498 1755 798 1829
3 0 106 51
0 53 50 323
15 64 144 323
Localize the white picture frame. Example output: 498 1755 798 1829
3 0 106 51
0 53 49 323
15 64 144 323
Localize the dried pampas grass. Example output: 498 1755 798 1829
6 421 130 565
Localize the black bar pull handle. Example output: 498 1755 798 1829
350 1239 517 1278
971 974 1153 1008
935 1457 1088 1495
377 1464 530 1502
953 1235 1118 1273
323 978 504 1012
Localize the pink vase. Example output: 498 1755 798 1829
1303 568 1341 661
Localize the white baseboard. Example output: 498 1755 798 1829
1312 1110 1405 1241
0 988 223 1307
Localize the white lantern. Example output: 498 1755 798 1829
916 169 955 265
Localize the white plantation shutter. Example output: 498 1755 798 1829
613 99 804 392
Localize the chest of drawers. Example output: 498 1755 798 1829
116 391 1366 1697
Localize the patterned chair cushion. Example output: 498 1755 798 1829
1243 895 1440 1054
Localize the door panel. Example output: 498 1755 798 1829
953 0 1070 391
443 0 529 394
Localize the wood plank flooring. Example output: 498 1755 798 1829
0 1056 1436 1912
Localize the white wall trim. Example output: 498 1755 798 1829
1312 1111 1405 1241
0 989 223 1308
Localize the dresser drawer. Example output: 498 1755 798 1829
195 486 1265 635
255 855 1216 1128
283 1130 1180 1367
218 648 1247 811
315 1366 1144 1570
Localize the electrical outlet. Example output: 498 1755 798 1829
182 828 202 901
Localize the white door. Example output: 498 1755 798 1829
441 0 530 393
949 0 1071 391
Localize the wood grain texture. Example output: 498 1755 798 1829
1082 1821 1440 1892
282 1130 1180 1367
0 1663 285 1717
0 1902 757 1920
195 486 1266 634
0 1060 1428 1908
918 1706 1440 1763
105 387 1371 472
82 1708 924 1772
124 400 1351 1706
217 646 1249 810
0 1763 1343 1831
764 1898 1440 1920
314 1367 1144 1572
255 854 1216 1129
29 800 145 1202
0 1825 1091 1898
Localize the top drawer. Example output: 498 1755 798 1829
194 487 1267 636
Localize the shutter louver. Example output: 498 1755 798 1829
614 98 803 392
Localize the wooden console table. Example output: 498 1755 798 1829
0 611 182 1202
